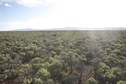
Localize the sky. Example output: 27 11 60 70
0 0 126 31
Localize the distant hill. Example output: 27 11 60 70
11 27 126 31
52 27 126 30
12 28 37 31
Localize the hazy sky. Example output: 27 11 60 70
0 0 126 31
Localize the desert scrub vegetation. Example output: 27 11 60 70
0 31 126 84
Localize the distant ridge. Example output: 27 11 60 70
12 28 36 31
11 27 126 31
51 27 126 30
